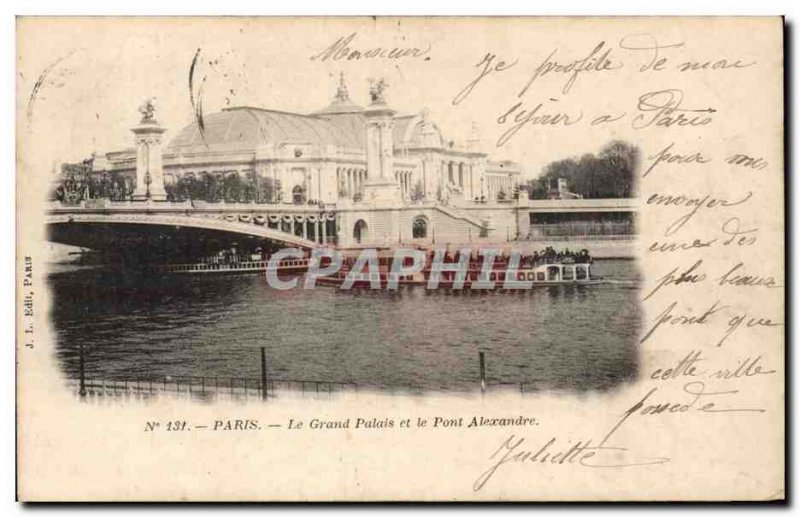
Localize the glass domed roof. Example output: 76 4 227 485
167 107 365 153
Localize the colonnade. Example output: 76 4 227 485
395 170 414 198
263 213 338 244
337 167 367 200
485 174 514 201
442 161 476 198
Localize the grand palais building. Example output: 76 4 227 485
81 75 533 247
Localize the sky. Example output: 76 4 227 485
17 17 772 181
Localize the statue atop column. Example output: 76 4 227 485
362 78 400 205
138 97 158 123
132 98 167 201
368 78 388 105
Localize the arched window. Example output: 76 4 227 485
412 216 428 239
353 219 368 244
292 185 304 205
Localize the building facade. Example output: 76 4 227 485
82 75 525 247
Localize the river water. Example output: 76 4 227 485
49 260 641 394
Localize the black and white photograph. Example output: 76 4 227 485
15 15 784 502
45 70 641 400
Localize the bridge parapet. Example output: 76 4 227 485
46 201 337 248
47 199 338 215
520 198 638 213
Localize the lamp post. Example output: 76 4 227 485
144 172 152 200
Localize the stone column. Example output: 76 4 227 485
362 80 401 205
347 170 353 198
131 100 168 201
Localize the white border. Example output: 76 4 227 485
3 1 796 513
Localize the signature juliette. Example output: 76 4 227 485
473 381 766 491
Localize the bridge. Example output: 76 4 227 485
46 200 335 264
47 196 639 263
519 198 637 214
513 197 638 242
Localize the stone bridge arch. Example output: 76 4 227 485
46 212 320 262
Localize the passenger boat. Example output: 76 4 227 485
159 246 598 289
316 260 598 289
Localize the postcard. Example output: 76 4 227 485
16 16 784 501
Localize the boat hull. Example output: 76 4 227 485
315 276 602 289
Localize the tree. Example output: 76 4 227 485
266 178 281 203
528 140 639 199
187 176 205 200
223 173 245 203
61 159 93 178
598 140 639 199
205 174 222 202
520 177 547 199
